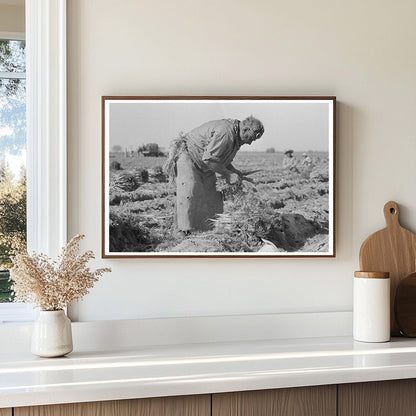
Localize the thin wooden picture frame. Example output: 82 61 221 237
102 96 336 258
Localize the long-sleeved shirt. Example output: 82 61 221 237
185 119 241 172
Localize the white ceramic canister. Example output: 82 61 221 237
353 271 390 342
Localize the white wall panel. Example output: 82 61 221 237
67 0 416 323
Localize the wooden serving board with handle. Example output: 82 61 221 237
359 201 416 336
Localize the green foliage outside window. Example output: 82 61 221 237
0 39 27 302
0 162 26 302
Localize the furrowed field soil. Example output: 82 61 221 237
108 151 330 253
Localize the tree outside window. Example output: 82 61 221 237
0 38 26 302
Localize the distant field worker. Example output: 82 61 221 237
299 152 314 178
282 149 298 172
300 152 313 168
164 116 264 234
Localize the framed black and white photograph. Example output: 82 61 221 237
102 96 336 258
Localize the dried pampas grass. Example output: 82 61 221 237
10 234 111 311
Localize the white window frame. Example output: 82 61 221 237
0 0 67 324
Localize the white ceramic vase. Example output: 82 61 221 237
31 310 73 357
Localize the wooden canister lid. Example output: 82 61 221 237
354 271 390 279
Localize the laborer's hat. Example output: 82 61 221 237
284 149 294 155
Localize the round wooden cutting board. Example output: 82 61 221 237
359 201 416 336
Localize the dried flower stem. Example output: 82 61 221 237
10 235 111 310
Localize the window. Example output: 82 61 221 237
0 32 34 322
0 35 26 304
0 0 67 324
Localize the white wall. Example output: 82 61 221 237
67 0 416 322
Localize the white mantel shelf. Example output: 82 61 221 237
2 335 416 409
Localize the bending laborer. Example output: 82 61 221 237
282 149 298 172
164 116 264 234
299 151 314 176
300 152 313 168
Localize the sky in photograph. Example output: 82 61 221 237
108 100 331 153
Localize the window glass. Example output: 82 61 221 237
0 39 26 72
0 39 26 303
